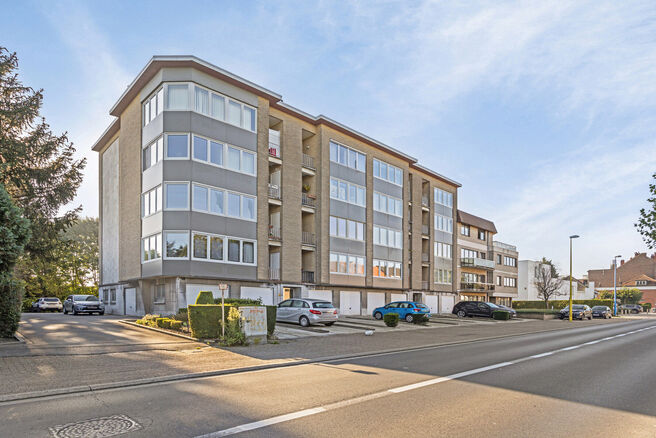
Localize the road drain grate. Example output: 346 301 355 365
49 414 141 437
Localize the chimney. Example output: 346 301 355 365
621 260 625 266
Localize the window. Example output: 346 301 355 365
243 241 254 264
210 141 223 166
193 136 208 161
330 216 365 241
504 256 517 267
228 100 241 126
142 233 162 262
330 252 365 275
435 269 452 284
166 134 188 158
330 178 366 207
503 277 517 287
193 234 208 259
497 254 502 264
461 224 470 236
242 196 255 220
210 188 224 214
434 188 453 207
194 86 209 115
228 239 240 262
497 276 502 286
434 242 452 259
192 185 208 211
154 284 166 304
373 159 403 186
227 192 240 217
461 248 478 259
373 192 402 217
374 226 402 249
329 140 366 172
143 88 163 127
102 290 109 304
373 259 401 279
434 214 453 233
211 93 225 120
243 107 256 132
190 134 255 175
190 232 253 264
165 183 189 210
167 84 188 110
143 136 163 171
142 186 162 217
210 236 223 260
478 229 486 240
165 232 189 259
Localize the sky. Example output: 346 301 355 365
3 0 656 278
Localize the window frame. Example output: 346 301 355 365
141 185 163 218
329 177 366 207
163 230 190 260
190 182 256 222
164 182 190 211
189 133 257 176
164 133 190 160
141 233 162 263
373 158 403 186
329 140 366 172
329 251 365 276
190 231 256 266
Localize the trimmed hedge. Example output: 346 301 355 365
412 314 429 324
170 320 183 331
188 304 222 339
213 297 262 306
512 299 614 310
492 310 510 320
195 291 214 304
265 305 277 336
383 313 399 327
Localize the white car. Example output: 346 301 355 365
32 297 63 312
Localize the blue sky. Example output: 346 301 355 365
3 0 656 277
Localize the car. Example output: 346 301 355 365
63 294 105 315
493 304 517 318
591 305 612 318
32 297 63 312
276 298 338 327
452 301 509 318
620 304 642 314
372 301 431 323
558 305 592 320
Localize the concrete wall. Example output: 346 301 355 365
101 139 119 284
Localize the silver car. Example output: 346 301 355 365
63 294 105 315
276 299 339 327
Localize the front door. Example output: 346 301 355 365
283 287 292 300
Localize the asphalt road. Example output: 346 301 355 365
2 318 655 437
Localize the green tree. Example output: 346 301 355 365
598 288 643 304
534 257 565 307
636 172 656 249
0 183 31 337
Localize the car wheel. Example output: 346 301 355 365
456 310 466 318
405 314 414 323
63 307 68 315
588 316 592 320
324 322 335 326
73 308 78 315
299 316 310 327
374 312 383 320
98 312 104 316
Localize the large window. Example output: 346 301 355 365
191 232 255 265
330 178 366 207
373 159 402 186
142 185 162 217
503 277 517 287
143 88 164 126
166 134 189 159
435 269 452 284
461 248 478 259
164 183 189 210
329 140 366 172
191 134 256 176
192 183 255 220
143 136 163 171
164 232 188 259
330 216 364 241
329 252 365 275
434 214 453 233
142 233 162 262
373 226 402 249
373 192 402 217
434 188 453 208
434 242 452 259
504 256 517 267
373 259 401 279
190 84 256 132
167 84 189 110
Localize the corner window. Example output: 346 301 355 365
194 86 209 115
193 136 208 161
143 136 163 171
142 185 162 217
434 188 453 208
165 183 189 210
167 84 189 110
166 134 189 159
165 232 189 259
142 233 162 262
192 185 208 211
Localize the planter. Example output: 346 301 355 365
517 312 557 320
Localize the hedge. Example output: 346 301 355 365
412 314 429 324
642 303 652 312
512 299 614 310
213 297 262 306
492 310 510 320
383 313 399 327
0 275 24 338
170 320 183 331
265 305 277 336
195 291 214 305
188 304 222 339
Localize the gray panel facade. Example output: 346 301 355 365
142 114 163 147
435 203 453 218
373 245 403 261
329 162 366 186
161 260 257 280
162 112 257 152
163 161 256 196
373 178 403 199
330 237 366 256
142 162 163 193
329 199 366 223
163 212 257 240
373 211 403 230
434 230 453 244
141 212 163 238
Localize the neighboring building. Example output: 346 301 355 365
518 260 592 303
93 55 462 316
588 252 656 305
491 241 519 306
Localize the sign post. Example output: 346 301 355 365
219 283 228 338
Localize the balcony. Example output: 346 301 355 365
302 270 315 283
421 224 429 236
301 193 316 209
269 268 280 281
460 257 495 270
268 226 281 241
421 196 429 208
268 184 281 201
421 253 430 263
459 282 495 292
302 153 315 170
301 232 316 248
494 241 517 252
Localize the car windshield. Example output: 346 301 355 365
312 301 333 309
592 306 605 310
44 298 59 302
73 295 97 301
572 305 586 310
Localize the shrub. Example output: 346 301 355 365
156 318 167 328
512 300 614 310
195 291 214 305
169 320 183 331
188 304 221 339
492 310 511 320
383 313 399 327
642 303 652 312
141 314 161 327
170 308 188 322
0 275 24 338
135 319 144 325
213 297 262 306
221 306 246 346
265 305 277 336
412 314 429 324
22 298 35 312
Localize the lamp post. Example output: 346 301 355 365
613 255 621 316
569 235 580 321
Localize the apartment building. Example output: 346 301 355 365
588 252 656 305
491 241 519 306
92 55 461 316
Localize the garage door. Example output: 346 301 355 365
340 291 361 316
440 295 455 314
391 293 407 302
366 292 386 315
308 290 333 302
241 287 274 305
425 295 439 314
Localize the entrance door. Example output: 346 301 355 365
340 291 361 316
124 288 137 315
412 292 423 303
425 295 438 314
283 287 293 300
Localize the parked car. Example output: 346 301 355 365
591 306 612 319
276 299 338 327
620 304 642 314
32 297 63 312
558 305 592 320
63 295 105 315
372 301 431 323
494 304 517 318
452 301 510 318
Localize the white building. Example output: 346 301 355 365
518 260 594 303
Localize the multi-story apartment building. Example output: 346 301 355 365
92 55 460 316
490 241 519 306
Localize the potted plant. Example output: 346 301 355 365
302 183 311 193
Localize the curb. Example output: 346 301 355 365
0 318 643 405
13 331 27 344
117 320 201 342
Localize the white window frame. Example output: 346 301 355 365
164 182 190 211
434 213 453 233
329 177 366 207
329 140 366 172
373 158 403 186
142 136 164 172
373 259 402 279
434 242 452 259
190 182 256 222
163 230 190 260
164 133 190 160
143 87 164 127
141 233 162 263
329 251 365 276
190 133 257 177
189 231 257 266
329 216 365 241
435 268 453 284
373 191 402 217
434 188 454 208
373 225 402 249
142 185 163 218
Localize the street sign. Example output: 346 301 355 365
219 283 228 291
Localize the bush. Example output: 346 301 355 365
412 314 429 324
642 303 652 312
0 275 24 338
141 314 161 327
195 291 214 305
512 300 614 310
171 308 188 321
170 320 183 331
383 313 399 327
213 297 262 306
492 310 511 320
265 305 277 336
222 306 246 346
188 305 222 339
135 319 144 325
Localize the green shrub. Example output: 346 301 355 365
213 297 262 306
169 320 183 331
135 319 145 325
412 314 429 324
188 304 221 339
492 310 511 320
512 300 614 310
195 291 214 305
265 305 277 336
0 275 24 338
222 306 246 346
22 298 35 313
642 303 652 312
156 318 167 328
383 313 399 327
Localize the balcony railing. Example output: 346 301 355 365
302 270 315 283
301 232 316 246
268 145 281 159
494 241 517 251
268 184 281 200
421 224 429 235
301 193 316 208
459 282 495 291
302 153 315 170
422 281 429 290
422 253 430 263
269 226 281 240
269 268 280 280
460 257 495 270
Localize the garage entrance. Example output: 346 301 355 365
339 291 361 315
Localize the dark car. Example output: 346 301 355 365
558 305 592 320
620 304 642 314
452 301 510 318
591 306 612 319
63 294 105 315
494 304 518 318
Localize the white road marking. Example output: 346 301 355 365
195 408 327 437
530 351 554 358
388 362 514 393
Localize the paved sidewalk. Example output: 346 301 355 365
0 316 634 400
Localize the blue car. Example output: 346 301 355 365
372 301 431 323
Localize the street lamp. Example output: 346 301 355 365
569 235 580 321
613 255 621 316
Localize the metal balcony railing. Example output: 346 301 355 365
301 193 316 208
460 257 495 270
301 232 316 246
269 268 280 280
459 282 495 291
302 153 315 170
268 184 281 200
269 226 281 240
302 270 315 283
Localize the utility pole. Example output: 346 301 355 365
613 255 621 316
569 235 579 321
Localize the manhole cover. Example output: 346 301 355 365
49 414 141 438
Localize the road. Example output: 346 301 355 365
2 318 655 437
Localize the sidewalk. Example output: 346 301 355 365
0 317 630 400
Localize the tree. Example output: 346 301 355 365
0 183 31 337
0 47 85 263
534 257 565 307
599 288 643 304
636 172 656 249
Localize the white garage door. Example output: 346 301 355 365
440 295 455 314
186 284 222 308
425 295 439 314
308 290 333 302
340 291 361 316
391 293 407 302
241 287 274 305
366 292 386 315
